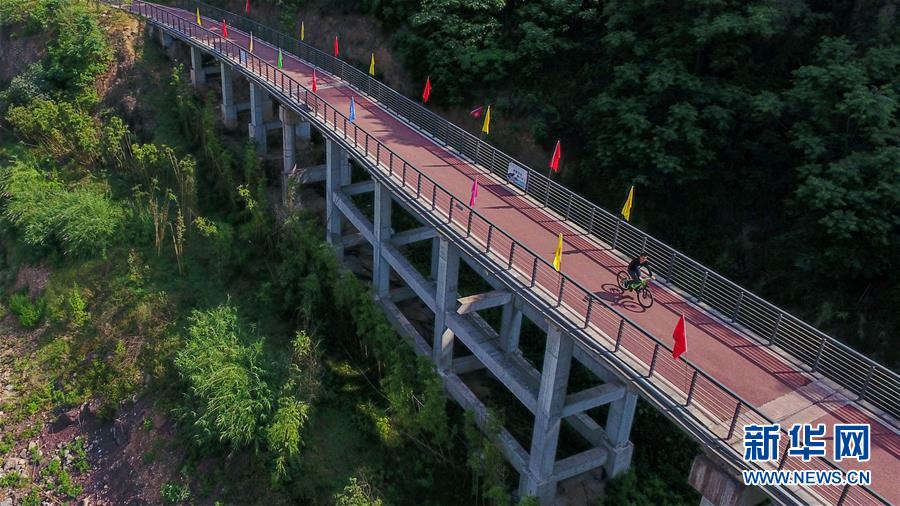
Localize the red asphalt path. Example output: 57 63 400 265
140 4 899 503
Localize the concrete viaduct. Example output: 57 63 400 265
102 2 899 504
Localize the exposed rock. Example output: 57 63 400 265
112 418 129 446
52 406 83 433
2 457 25 471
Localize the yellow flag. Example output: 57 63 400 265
552 233 563 272
621 185 634 221
249 32 254 53
300 21 305 41
369 54 375 76
196 8 202 25
481 105 491 135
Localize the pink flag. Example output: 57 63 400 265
469 176 479 207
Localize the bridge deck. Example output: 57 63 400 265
144 4 898 503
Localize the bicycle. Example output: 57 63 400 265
617 271 654 309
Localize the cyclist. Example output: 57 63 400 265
627 253 656 288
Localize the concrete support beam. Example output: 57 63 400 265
280 106 298 201
452 355 486 375
373 182 393 296
220 63 238 129
603 389 638 478
561 383 626 418
521 324 573 503
500 297 524 353
388 286 416 303
190 46 205 86
343 180 374 196
456 290 512 315
341 233 367 249
331 183 440 311
550 447 608 483
460 255 550 334
433 238 460 373
248 83 271 154
447 312 538 412
325 139 346 259
391 226 437 246
295 164 325 184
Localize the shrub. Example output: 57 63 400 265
175 305 273 450
65 286 89 328
0 158 126 257
9 293 45 328
6 98 100 165
160 481 191 504
333 476 384 506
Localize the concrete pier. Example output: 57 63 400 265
220 63 238 129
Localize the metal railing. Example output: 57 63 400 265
104 2 893 504
160 0 900 422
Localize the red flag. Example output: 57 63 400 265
422 76 432 103
469 106 483 118
469 176 478 207
312 70 317 93
221 19 228 38
549 140 561 173
672 314 687 360
245 0 250 13
333 36 339 57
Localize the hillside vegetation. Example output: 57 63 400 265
0 1 511 504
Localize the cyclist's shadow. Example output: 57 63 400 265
592 283 647 313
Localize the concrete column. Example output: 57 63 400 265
373 182 392 296
220 63 238 129
521 324 573 503
190 46 205 86
433 238 460 372
325 139 345 259
159 29 173 49
248 83 269 154
499 297 523 353
603 390 638 478
280 106 298 203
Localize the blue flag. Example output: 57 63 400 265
349 97 357 123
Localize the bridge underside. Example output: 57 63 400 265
148 23 641 503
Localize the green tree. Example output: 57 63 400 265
785 37 899 279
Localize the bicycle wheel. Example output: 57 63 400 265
617 271 630 290
637 287 654 308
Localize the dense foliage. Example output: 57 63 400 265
0 2 472 502
337 0 899 365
